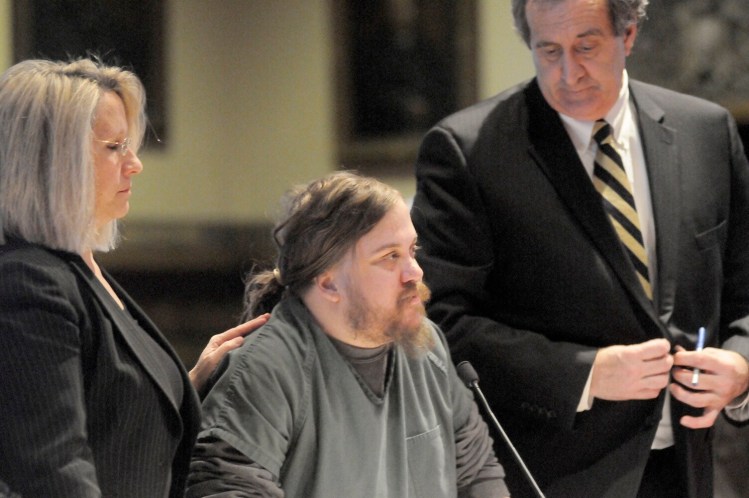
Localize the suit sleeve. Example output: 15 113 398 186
720 113 749 346
719 111 749 422
0 258 101 497
412 125 597 432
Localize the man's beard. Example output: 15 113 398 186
346 280 435 356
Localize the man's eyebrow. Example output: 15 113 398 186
534 40 558 49
534 28 605 48
577 28 605 39
370 237 418 255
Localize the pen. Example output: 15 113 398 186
691 326 706 386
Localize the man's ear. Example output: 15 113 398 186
315 271 341 302
623 24 638 56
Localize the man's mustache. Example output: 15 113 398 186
400 281 431 304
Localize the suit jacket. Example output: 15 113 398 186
411 78 749 498
0 239 201 497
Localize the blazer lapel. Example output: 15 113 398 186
523 80 662 326
68 257 189 417
630 81 680 326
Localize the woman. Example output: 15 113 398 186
0 58 267 497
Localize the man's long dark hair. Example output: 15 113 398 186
242 171 400 320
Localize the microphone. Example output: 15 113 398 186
457 361 546 498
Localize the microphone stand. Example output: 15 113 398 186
457 361 546 498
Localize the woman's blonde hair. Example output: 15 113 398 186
0 58 146 253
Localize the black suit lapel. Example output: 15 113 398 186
523 80 659 320
630 82 680 325
68 258 191 418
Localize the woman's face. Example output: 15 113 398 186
91 91 143 228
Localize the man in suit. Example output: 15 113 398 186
411 1 749 496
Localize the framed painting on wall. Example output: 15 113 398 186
12 0 168 145
333 0 478 175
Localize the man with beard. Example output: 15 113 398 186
186 171 509 497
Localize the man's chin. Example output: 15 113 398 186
392 320 434 357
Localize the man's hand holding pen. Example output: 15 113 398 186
670 332 749 429
590 333 749 430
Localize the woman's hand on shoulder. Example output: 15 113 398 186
189 313 270 394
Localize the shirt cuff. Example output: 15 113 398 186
726 390 749 411
724 354 749 421
577 366 595 412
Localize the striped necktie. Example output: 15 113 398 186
591 120 652 300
